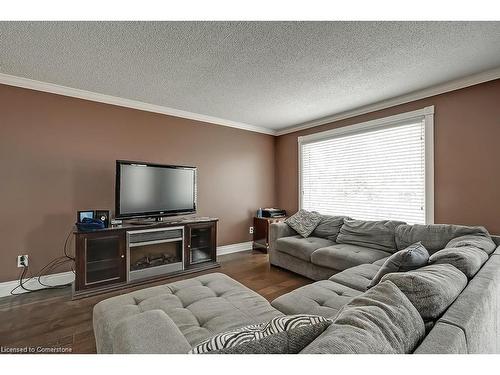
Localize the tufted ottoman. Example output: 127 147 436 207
93 273 283 353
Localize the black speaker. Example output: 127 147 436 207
95 210 110 228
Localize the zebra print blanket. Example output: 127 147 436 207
189 314 331 354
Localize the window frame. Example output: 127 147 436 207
298 106 435 224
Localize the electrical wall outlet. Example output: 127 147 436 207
17 254 29 268
249 226 254 234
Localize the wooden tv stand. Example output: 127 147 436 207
73 217 219 298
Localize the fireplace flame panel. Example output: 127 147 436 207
126 226 184 282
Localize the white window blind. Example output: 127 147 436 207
300 108 434 224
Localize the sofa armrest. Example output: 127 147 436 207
490 235 500 256
269 222 297 253
491 235 500 246
112 310 191 354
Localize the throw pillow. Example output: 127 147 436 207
395 224 490 254
429 246 488 279
367 242 429 288
312 215 350 241
368 242 429 288
300 280 425 354
285 210 323 238
380 264 467 320
336 219 406 252
189 315 332 354
446 234 496 255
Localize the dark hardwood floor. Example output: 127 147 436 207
0 250 311 353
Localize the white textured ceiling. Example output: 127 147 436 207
1 21 500 131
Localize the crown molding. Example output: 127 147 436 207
0 73 276 136
1 67 499 138
275 66 500 136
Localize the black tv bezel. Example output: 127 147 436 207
115 160 197 220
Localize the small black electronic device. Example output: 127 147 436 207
77 210 95 223
261 208 286 218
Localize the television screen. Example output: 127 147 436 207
116 161 196 218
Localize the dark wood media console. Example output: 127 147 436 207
74 217 218 298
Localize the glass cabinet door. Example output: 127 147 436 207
85 234 125 286
187 223 216 266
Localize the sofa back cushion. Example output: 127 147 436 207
336 219 405 252
446 234 496 255
285 209 323 238
429 246 488 279
300 280 425 354
312 215 350 241
190 315 331 354
329 263 382 291
380 264 467 320
395 224 489 254
368 242 429 288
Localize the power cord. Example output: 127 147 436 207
10 227 76 296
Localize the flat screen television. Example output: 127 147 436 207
115 160 197 219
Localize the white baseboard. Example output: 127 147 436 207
0 242 252 298
217 241 252 256
0 271 75 298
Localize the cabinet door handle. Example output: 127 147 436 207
120 254 125 258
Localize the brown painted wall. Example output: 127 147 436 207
2 79 499 282
276 79 500 234
0 84 276 282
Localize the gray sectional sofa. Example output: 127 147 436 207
93 217 500 354
270 217 500 353
269 217 489 281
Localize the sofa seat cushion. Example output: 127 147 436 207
93 273 282 352
336 219 405 252
300 281 425 354
380 264 467 321
328 264 381 291
430 246 488 279
311 244 392 271
395 224 490 254
271 280 362 319
276 235 334 261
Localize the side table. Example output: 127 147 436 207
252 216 286 252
